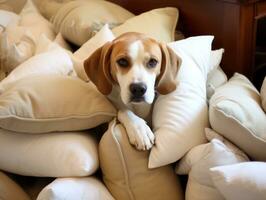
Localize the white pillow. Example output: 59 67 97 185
207 49 227 100
113 7 178 42
0 75 116 133
99 119 184 200
0 0 55 74
210 162 266 200
0 129 98 177
51 0 134 46
175 128 249 200
0 46 75 93
0 171 30 200
72 24 115 81
37 177 114 200
261 77 266 112
149 36 214 168
209 73 266 161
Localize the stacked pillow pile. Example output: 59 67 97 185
0 0 266 200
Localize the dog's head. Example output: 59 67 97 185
84 32 181 105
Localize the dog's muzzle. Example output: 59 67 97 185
129 83 147 102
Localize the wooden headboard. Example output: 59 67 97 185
108 0 266 80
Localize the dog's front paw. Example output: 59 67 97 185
126 118 155 151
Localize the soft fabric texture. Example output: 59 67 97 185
0 0 55 74
37 177 114 200
0 171 30 200
0 129 99 177
73 24 115 81
0 43 75 93
51 0 134 46
113 7 178 42
209 73 266 161
210 162 266 200
261 77 266 112
207 49 227 100
149 36 214 168
0 0 27 13
0 10 19 34
175 128 249 200
0 75 116 133
99 119 184 200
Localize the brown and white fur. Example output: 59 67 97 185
84 32 181 151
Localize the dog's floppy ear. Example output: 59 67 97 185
84 42 113 95
156 43 182 95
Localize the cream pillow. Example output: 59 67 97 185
99 119 184 200
0 10 19 34
0 129 98 177
0 0 27 13
0 0 55 74
209 73 266 161
176 128 249 200
261 77 266 112
37 177 114 200
207 49 227 100
113 7 178 43
0 75 116 133
0 46 75 93
210 162 266 200
0 171 30 200
51 0 134 46
73 24 115 81
149 36 214 168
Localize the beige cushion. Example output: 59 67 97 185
0 171 30 200
209 73 266 161
176 128 249 200
210 162 266 200
149 36 214 168
113 7 178 43
0 0 55 74
37 177 114 200
261 77 266 112
0 0 27 13
73 24 115 81
0 75 116 133
51 0 134 46
0 44 75 93
0 129 98 177
99 119 184 200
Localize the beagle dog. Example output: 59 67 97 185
84 32 181 150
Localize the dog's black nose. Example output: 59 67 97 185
130 83 147 98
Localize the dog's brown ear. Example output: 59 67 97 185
156 43 182 95
84 42 113 95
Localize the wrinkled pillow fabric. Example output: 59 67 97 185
0 0 27 13
113 7 178 43
37 177 114 200
209 73 266 161
261 77 266 112
72 24 115 81
51 0 134 46
0 171 30 200
0 46 75 93
210 162 266 200
0 75 116 133
99 119 184 200
150 36 214 168
176 128 249 200
0 129 98 177
0 0 55 74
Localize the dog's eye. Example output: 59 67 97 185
147 58 158 68
116 58 129 67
